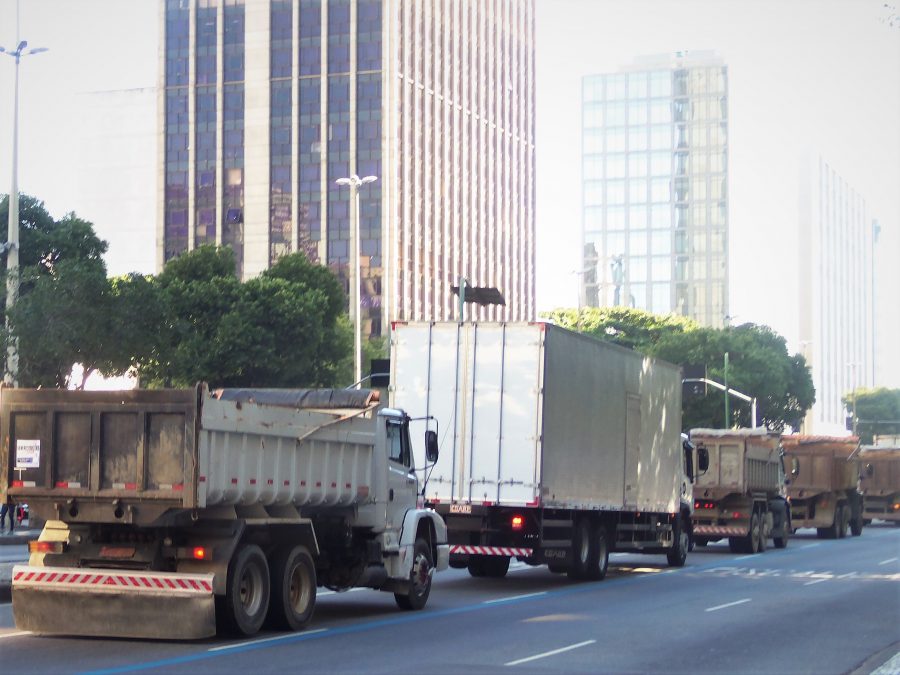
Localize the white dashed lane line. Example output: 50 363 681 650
505 640 596 667
878 557 897 566
705 598 751 612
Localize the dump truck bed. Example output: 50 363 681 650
2 385 384 526
781 435 859 496
690 428 783 499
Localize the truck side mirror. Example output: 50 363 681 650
865 463 874 478
425 430 439 463
791 457 800 477
697 446 709 474
683 442 695 482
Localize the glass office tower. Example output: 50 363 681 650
581 52 729 327
159 0 536 337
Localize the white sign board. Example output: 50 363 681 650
15 439 41 469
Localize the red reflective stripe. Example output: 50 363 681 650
46 572 58 582
231 478 238 485
267 479 274 485
153 578 164 588
284 480 290 486
24 572 35 581
124 483 137 490
250 479 257 485
11 480 23 487
331 482 337 488
173 484 184 491
165 578 177 589
198 476 206 483
13 571 24 581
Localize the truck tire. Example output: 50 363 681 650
838 506 850 539
818 508 839 539
587 526 610 580
694 537 708 547
850 517 863 536
745 512 761 554
483 556 511 578
757 513 767 553
667 520 689 567
728 537 742 553
267 545 316 631
221 544 271 636
567 519 594 580
467 556 487 577
395 537 433 610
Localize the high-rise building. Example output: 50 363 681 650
158 0 536 337
798 154 875 435
581 52 729 327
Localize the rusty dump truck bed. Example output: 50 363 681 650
859 446 900 497
781 435 859 496
689 428 783 500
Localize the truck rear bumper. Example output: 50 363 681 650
12 565 216 640
692 525 747 538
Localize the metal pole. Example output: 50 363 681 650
5 45 21 386
352 183 361 389
751 398 757 429
723 351 730 428
458 276 466 322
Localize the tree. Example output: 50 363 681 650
844 388 900 444
141 246 352 388
0 194 112 388
542 306 697 352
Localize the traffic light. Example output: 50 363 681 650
683 364 707 398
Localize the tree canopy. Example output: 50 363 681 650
844 388 900 444
542 306 815 431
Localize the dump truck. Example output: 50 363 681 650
689 428 789 553
390 321 701 581
858 444 900 526
780 435 864 537
3 385 449 639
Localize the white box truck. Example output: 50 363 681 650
390 321 700 580
4 385 448 639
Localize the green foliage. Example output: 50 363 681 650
542 306 697 352
544 306 815 432
141 246 351 388
844 388 900 444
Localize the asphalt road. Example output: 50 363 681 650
1 525 898 675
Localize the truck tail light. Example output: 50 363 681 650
892 503 900 511
192 547 208 560
29 541 65 554
694 500 716 510
511 515 524 531
732 512 743 519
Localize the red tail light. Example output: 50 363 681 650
732 512 743 519
192 547 208 560
695 500 716 510
29 541 65 554
511 515 524 531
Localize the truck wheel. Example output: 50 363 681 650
746 513 761 554
395 538 433 610
694 537 708 547
548 563 567 574
587 526 609 580
467 556 486 577
667 522 689 567
222 544 270 636
483 556 511 578
267 545 316 631
838 506 850 539
567 519 593 580
850 516 863 536
757 513 767 553
728 537 742 553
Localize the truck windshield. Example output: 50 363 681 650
386 419 411 467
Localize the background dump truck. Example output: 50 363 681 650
780 435 864 538
391 321 699 581
858 444 900 526
3 386 448 640
689 428 789 553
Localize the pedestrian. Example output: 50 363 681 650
0 490 14 534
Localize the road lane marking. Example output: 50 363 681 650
504 639 596 666
0 631 30 640
804 578 829 586
878 557 897 566
484 591 547 604
207 629 328 652
837 572 857 579
733 555 757 560
705 598 751 612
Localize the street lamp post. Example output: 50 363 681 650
1 38 48 386
335 174 377 388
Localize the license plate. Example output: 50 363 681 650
449 504 472 514
100 546 136 559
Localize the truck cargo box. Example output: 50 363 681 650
390 321 683 514
690 428 783 500
859 447 900 497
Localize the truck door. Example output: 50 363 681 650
385 417 418 534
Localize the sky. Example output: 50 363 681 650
0 0 898 385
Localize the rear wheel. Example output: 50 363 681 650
744 513 761 554
667 520 689 567
395 537 433 610
757 512 767 553
221 544 270 636
267 545 316 631
838 506 850 538
587 526 610 580
567 519 594 580
728 537 742 553
467 556 487 578
694 537 709 547
482 556 511 578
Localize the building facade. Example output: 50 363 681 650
581 52 729 327
158 0 536 337
798 154 875 435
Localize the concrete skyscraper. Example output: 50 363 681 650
581 52 729 327
158 0 536 337
799 154 875 435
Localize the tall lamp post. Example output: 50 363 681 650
1 39 48 386
335 174 377 388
